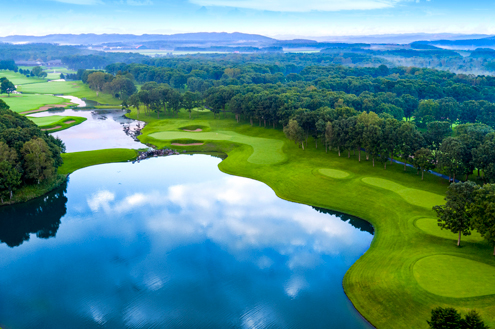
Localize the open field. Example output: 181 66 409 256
125 107 495 328
19 80 122 105
58 149 138 175
0 94 70 113
27 115 87 132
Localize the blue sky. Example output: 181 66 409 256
2 0 495 37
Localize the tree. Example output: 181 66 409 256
0 161 21 202
427 307 461 329
400 94 419 121
413 148 436 180
87 72 109 96
128 94 141 118
425 121 451 149
284 119 305 150
470 184 495 256
397 121 425 171
473 133 495 183
433 181 478 247
0 99 9 110
437 137 470 181
461 310 490 329
21 138 55 184
0 78 16 96
183 91 202 119
415 99 439 128
324 121 333 153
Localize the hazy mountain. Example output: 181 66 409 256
0 32 275 45
416 36 495 50
277 33 494 45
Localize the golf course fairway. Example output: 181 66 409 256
123 108 495 329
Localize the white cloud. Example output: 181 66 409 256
127 0 153 5
48 0 103 4
188 0 406 12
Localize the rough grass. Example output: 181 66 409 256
125 107 495 328
58 149 138 175
318 168 350 179
415 218 484 243
28 115 87 132
2 175 66 206
1 94 69 113
413 255 495 298
362 177 445 209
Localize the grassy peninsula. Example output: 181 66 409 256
126 107 495 329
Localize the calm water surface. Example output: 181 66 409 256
0 155 374 329
28 109 146 152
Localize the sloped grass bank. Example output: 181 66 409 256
58 149 138 175
28 115 87 132
128 108 495 329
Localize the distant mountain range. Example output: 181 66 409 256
0 32 275 45
1 32 495 50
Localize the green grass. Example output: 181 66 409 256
318 168 350 179
362 177 445 209
0 94 70 113
413 255 495 298
415 218 484 243
18 81 83 94
58 149 138 175
28 115 87 132
4 175 66 206
148 130 286 165
0 70 46 85
125 107 495 328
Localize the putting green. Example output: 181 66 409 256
414 255 495 298
149 130 286 165
318 168 350 179
415 218 484 243
362 177 444 208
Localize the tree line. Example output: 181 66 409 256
0 100 64 203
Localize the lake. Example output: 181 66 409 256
28 108 147 152
0 154 374 329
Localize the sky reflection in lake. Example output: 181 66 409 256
28 109 146 152
0 155 373 329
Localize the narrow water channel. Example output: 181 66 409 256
0 155 374 329
28 108 147 152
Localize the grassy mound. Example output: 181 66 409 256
58 149 138 175
414 255 495 298
415 218 484 243
318 168 350 179
362 177 445 209
28 115 86 132
180 125 209 131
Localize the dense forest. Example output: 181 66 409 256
0 100 64 203
76 55 495 184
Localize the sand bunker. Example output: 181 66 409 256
41 126 62 131
64 120 76 124
182 128 203 132
171 143 204 146
21 103 70 114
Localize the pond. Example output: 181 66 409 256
0 155 374 329
28 108 147 152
